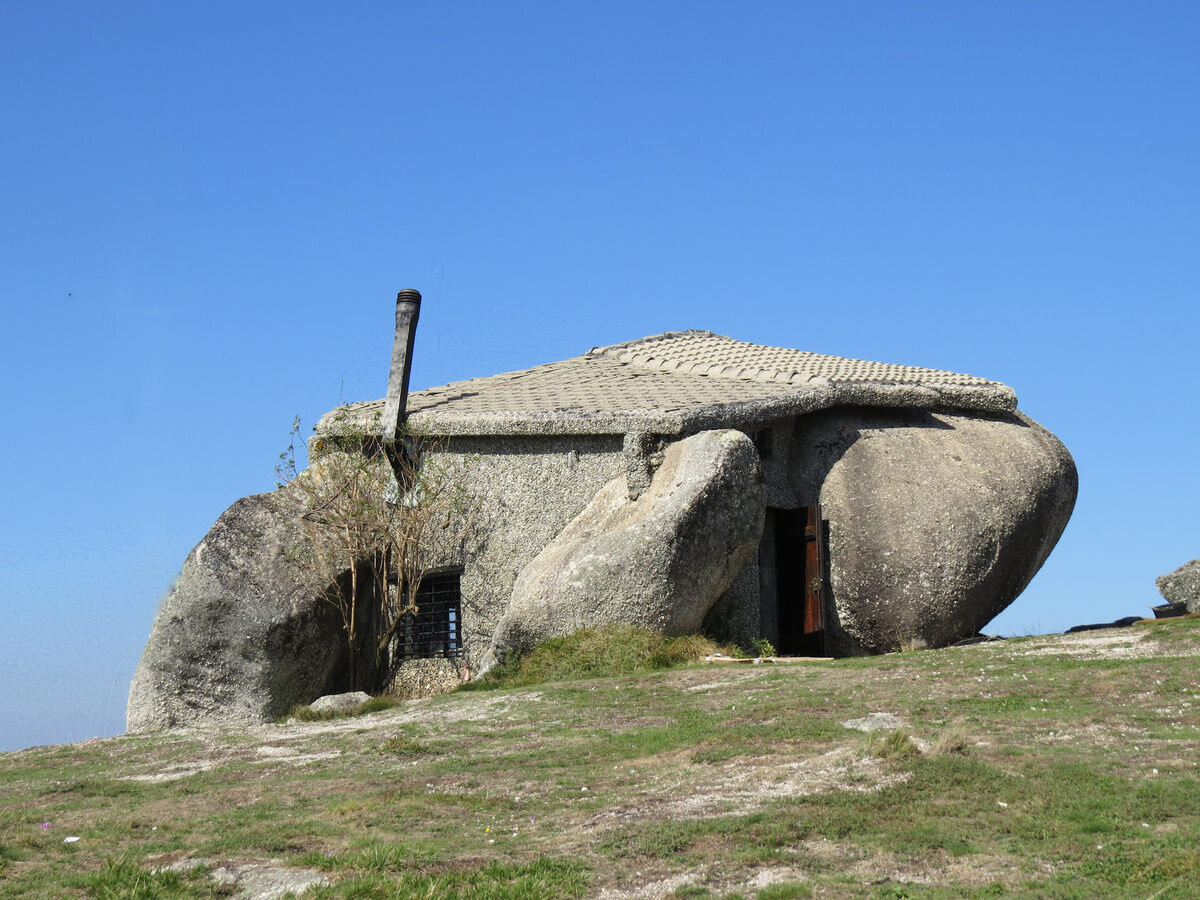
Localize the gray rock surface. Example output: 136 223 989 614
127 486 349 732
787 408 1077 654
1156 559 1200 611
842 713 904 733
162 859 328 899
308 691 371 714
490 429 764 659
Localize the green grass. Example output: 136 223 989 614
3 618 1200 898
74 856 214 899
757 886 812 900
303 858 587 899
462 624 738 689
0 843 21 877
379 736 432 757
668 885 811 900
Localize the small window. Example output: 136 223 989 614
395 571 463 661
751 428 774 459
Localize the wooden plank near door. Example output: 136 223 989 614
801 504 826 654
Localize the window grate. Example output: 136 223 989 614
395 572 463 661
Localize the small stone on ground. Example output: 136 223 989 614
163 858 328 899
842 712 904 732
309 691 371 714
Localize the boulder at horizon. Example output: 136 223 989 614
1156 559 1200 612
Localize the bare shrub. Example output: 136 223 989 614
277 411 472 691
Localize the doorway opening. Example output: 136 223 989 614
759 505 827 657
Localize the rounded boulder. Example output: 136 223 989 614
126 487 348 732
787 408 1077 654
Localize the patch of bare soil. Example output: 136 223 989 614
595 841 1037 899
119 761 220 783
585 746 908 827
1010 628 1200 660
114 691 546 784
796 838 1044 888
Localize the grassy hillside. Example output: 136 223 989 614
3 619 1200 899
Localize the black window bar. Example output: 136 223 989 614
394 571 463 661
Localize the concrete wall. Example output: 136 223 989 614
426 434 626 669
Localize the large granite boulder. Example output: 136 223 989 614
127 486 349 732
787 408 1077 654
490 429 764 659
1156 560 1200 611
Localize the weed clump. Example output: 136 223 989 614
464 625 735 690
869 728 920 760
380 736 432 757
750 637 777 657
931 724 971 757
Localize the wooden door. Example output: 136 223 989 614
765 505 826 657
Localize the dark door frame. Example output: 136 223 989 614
759 505 827 657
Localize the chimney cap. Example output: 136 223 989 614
396 288 422 304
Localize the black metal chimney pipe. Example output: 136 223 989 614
382 289 422 442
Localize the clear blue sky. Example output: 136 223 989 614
2 1 1197 752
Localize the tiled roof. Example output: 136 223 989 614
592 331 999 387
318 331 1016 437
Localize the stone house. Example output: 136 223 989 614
128 313 1076 731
